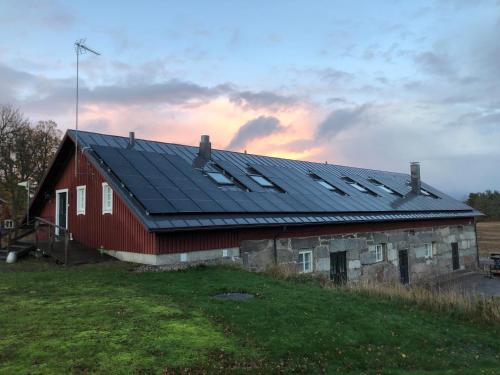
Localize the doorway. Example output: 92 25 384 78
451 242 460 270
55 189 68 236
399 249 409 284
330 251 347 284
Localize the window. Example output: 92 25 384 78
298 250 313 273
341 176 377 196
207 171 234 185
424 242 435 259
368 178 401 196
420 188 439 199
371 244 384 262
102 182 113 214
249 174 274 188
76 185 86 215
311 174 348 196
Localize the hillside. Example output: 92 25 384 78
0 260 499 374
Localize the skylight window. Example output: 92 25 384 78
368 178 401 196
421 188 439 199
341 176 370 193
311 174 347 196
207 172 234 185
249 174 274 188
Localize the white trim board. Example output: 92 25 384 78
55 188 69 235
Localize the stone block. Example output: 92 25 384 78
347 249 360 260
348 260 361 269
315 257 330 272
372 232 388 243
387 248 398 262
360 248 378 265
291 236 319 249
330 238 367 252
315 245 329 258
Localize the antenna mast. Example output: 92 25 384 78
74 39 100 176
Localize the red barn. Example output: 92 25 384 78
29 130 480 283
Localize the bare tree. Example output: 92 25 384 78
0 105 62 225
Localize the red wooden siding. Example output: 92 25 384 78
155 217 474 254
38 150 157 254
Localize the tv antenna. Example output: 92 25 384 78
74 39 100 176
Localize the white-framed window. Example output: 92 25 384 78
424 242 435 259
298 250 313 273
102 182 113 214
371 244 384 262
76 185 86 215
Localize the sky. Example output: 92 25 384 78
1 0 500 199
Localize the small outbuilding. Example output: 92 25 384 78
29 130 481 283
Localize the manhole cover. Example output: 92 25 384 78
213 292 254 301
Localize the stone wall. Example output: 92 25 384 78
239 223 478 283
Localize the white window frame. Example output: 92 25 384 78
298 250 313 273
55 188 69 236
76 185 86 215
102 182 113 215
372 244 384 262
424 243 434 259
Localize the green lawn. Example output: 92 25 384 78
0 259 498 374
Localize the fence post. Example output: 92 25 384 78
64 230 69 265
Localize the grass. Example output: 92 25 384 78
0 259 499 374
477 221 500 256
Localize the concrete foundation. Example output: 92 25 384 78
105 247 240 266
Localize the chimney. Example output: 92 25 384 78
193 134 211 168
128 131 135 149
410 162 421 194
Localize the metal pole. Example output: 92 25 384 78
26 181 29 224
75 48 79 176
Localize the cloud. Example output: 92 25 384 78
227 116 286 150
229 90 299 111
315 104 371 139
414 51 455 77
0 0 76 31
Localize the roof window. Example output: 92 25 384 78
368 178 402 196
206 171 234 186
311 174 348 196
420 188 439 199
341 176 376 196
249 174 274 188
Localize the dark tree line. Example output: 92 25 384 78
0 105 62 225
466 190 500 220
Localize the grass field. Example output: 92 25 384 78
0 259 499 374
477 221 500 256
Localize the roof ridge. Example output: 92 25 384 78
67 129 408 176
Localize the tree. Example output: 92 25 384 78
466 190 500 220
0 105 62 225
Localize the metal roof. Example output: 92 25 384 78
68 130 480 231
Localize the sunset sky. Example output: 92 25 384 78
1 0 499 198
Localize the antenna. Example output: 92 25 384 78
74 39 100 176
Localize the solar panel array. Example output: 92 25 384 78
71 130 478 230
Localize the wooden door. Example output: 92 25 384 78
330 251 347 284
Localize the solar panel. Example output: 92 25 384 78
85 137 475 225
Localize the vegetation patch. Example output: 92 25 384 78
0 259 499 374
